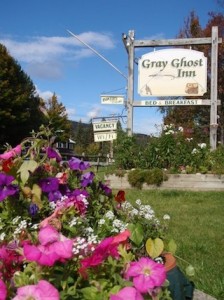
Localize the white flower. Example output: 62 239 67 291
198 143 206 149
163 214 171 220
69 217 78 227
135 199 141 206
130 208 139 216
105 211 114 220
192 148 198 154
178 126 184 132
0 232 6 241
98 219 106 225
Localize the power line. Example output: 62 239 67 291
67 29 128 80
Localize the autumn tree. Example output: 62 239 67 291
160 11 224 143
0 44 45 148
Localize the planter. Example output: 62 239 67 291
105 173 224 191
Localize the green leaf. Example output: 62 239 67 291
31 184 43 209
17 160 38 184
186 264 195 277
127 223 144 246
81 287 99 300
167 239 177 254
146 237 164 258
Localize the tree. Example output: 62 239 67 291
42 93 72 141
0 44 45 148
160 11 224 144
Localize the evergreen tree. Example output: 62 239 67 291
43 93 72 141
0 44 45 148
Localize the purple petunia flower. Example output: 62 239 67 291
0 173 18 202
39 177 59 193
46 147 62 163
29 203 39 216
68 157 90 171
67 188 89 198
99 181 112 196
81 172 95 187
48 190 63 202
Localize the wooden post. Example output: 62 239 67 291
210 26 219 150
127 30 135 136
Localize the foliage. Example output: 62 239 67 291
0 125 180 300
127 169 145 189
42 93 72 141
0 44 45 148
127 169 165 189
143 169 165 186
113 135 145 170
204 144 224 174
115 125 224 175
159 11 224 144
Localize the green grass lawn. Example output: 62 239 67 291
123 189 224 299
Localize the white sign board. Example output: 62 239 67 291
133 99 220 106
138 49 207 97
93 121 117 132
101 95 124 104
94 132 117 142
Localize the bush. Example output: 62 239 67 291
128 168 166 189
206 145 224 175
143 168 165 186
127 169 145 189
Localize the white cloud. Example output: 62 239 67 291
87 106 102 119
0 32 115 80
66 108 76 119
0 32 115 64
35 86 54 100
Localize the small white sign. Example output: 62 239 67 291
93 121 117 132
138 49 207 97
94 132 117 142
101 95 124 104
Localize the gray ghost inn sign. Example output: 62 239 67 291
122 26 222 150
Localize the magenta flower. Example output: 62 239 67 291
125 257 166 293
110 287 144 300
0 144 21 160
80 230 130 276
0 173 18 201
64 194 89 215
68 157 90 171
23 225 73 266
46 147 62 162
12 280 59 300
0 279 7 300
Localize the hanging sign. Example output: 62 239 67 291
138 49 207 97
101 95 124 104
94 132 117 142
93 121 117 132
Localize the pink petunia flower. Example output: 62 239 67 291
0 279 7 300
23 225 73 266
110 287 144 300
79 230 130 277
0 145 21 160
12 280 59 300
125 257 166 293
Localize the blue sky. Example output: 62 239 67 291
0 0 222 135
